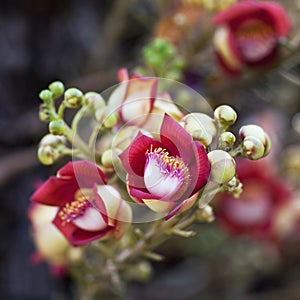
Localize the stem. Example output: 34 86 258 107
72 106 88 132
57 102 66 119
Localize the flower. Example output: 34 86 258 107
213 0 291 75
31 160 132 246
107 68 183 128
215 159 291 240
119 114 210 218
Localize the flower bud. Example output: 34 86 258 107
197 205 215 223
208 149 236 183
39 89 53 102
38 145 59 165
242 136 265 160
40 134 66 147
48 81 65 99
49 120 66 136
239 124 271 158
64 88 83 108
39 104 50 122
181 113 217 146
214 105 237 127
127 260 152 282
84 92 105 109
219 131 236 148
101 149 114 168
103 111 118 128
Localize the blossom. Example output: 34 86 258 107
107 68 183 128
119 114 210 218
213 0 291 75
31 160 132 246
215 159 291 239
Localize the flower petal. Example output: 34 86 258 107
119 132 163 177
143 199 176 213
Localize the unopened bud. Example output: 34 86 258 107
214 105 237 127
128 260 152 282
192 129 212 147
103 111 118 128
208 149 236 183
48 81 65 99
38 145 59 165
197 205 215 222
49 120 66 136
84 92 105 109
239 124 271 158
39 89 53 102
219 131 236 148
64 88 83 108
40 134 66 147
242 136 265 160
101 149 114 168
39 104 50 122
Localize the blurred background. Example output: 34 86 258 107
1 0 300 299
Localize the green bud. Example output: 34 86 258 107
48 81 65 99
214 105 237 127
152 38 175 59
239 124 266 143
37 145 59 165
101 149 114 168
40 134 66 147
39 104 50 122
49 120 65 136
219 131 236 148
242 136 265 160
171 57 185 70
103 111 118 128
208 149 236 184
127 260 152 282
64 88 83 108
39 89 53 102
84 92 105 109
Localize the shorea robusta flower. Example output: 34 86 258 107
31 160 132 246
213 0 291 75
119 114 211 218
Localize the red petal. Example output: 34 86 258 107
58 160 107 187
160 114 194 163
53 213 112 246
119 132 163 176
31 176 78 206
190 141 210 194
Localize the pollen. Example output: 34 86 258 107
58 189 93 225
146 145 190 180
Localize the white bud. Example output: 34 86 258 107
214 105 237 126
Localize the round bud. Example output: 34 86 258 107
214 105 237 127
103 111 118 128
84 92 105 109
64 88 83 108
242 136 265 160
40 134 66 147
101 149 114 168
239 124 266 143
48 81 65 99
49 120 66 136
39 104 50 122
219 131 236 147
38 145 58 165
197 205 215 223
181 113 217 146
208 149 236 184
39 89 53 102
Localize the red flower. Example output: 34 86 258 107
215 159 291 239
213 0 291 75
31 160 132 246
119 114 210 218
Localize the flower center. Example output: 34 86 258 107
59 188 93 225
144 145 190 199
235 19 276 62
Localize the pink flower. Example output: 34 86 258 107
107 68 183 127
31 160 132 246
215 159 291 240
213 0 291 75
119 114 210 218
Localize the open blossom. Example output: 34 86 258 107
213 0 291 75
107 68 183 128
215 159 291 240
31 160 132 246
119 114 210 218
